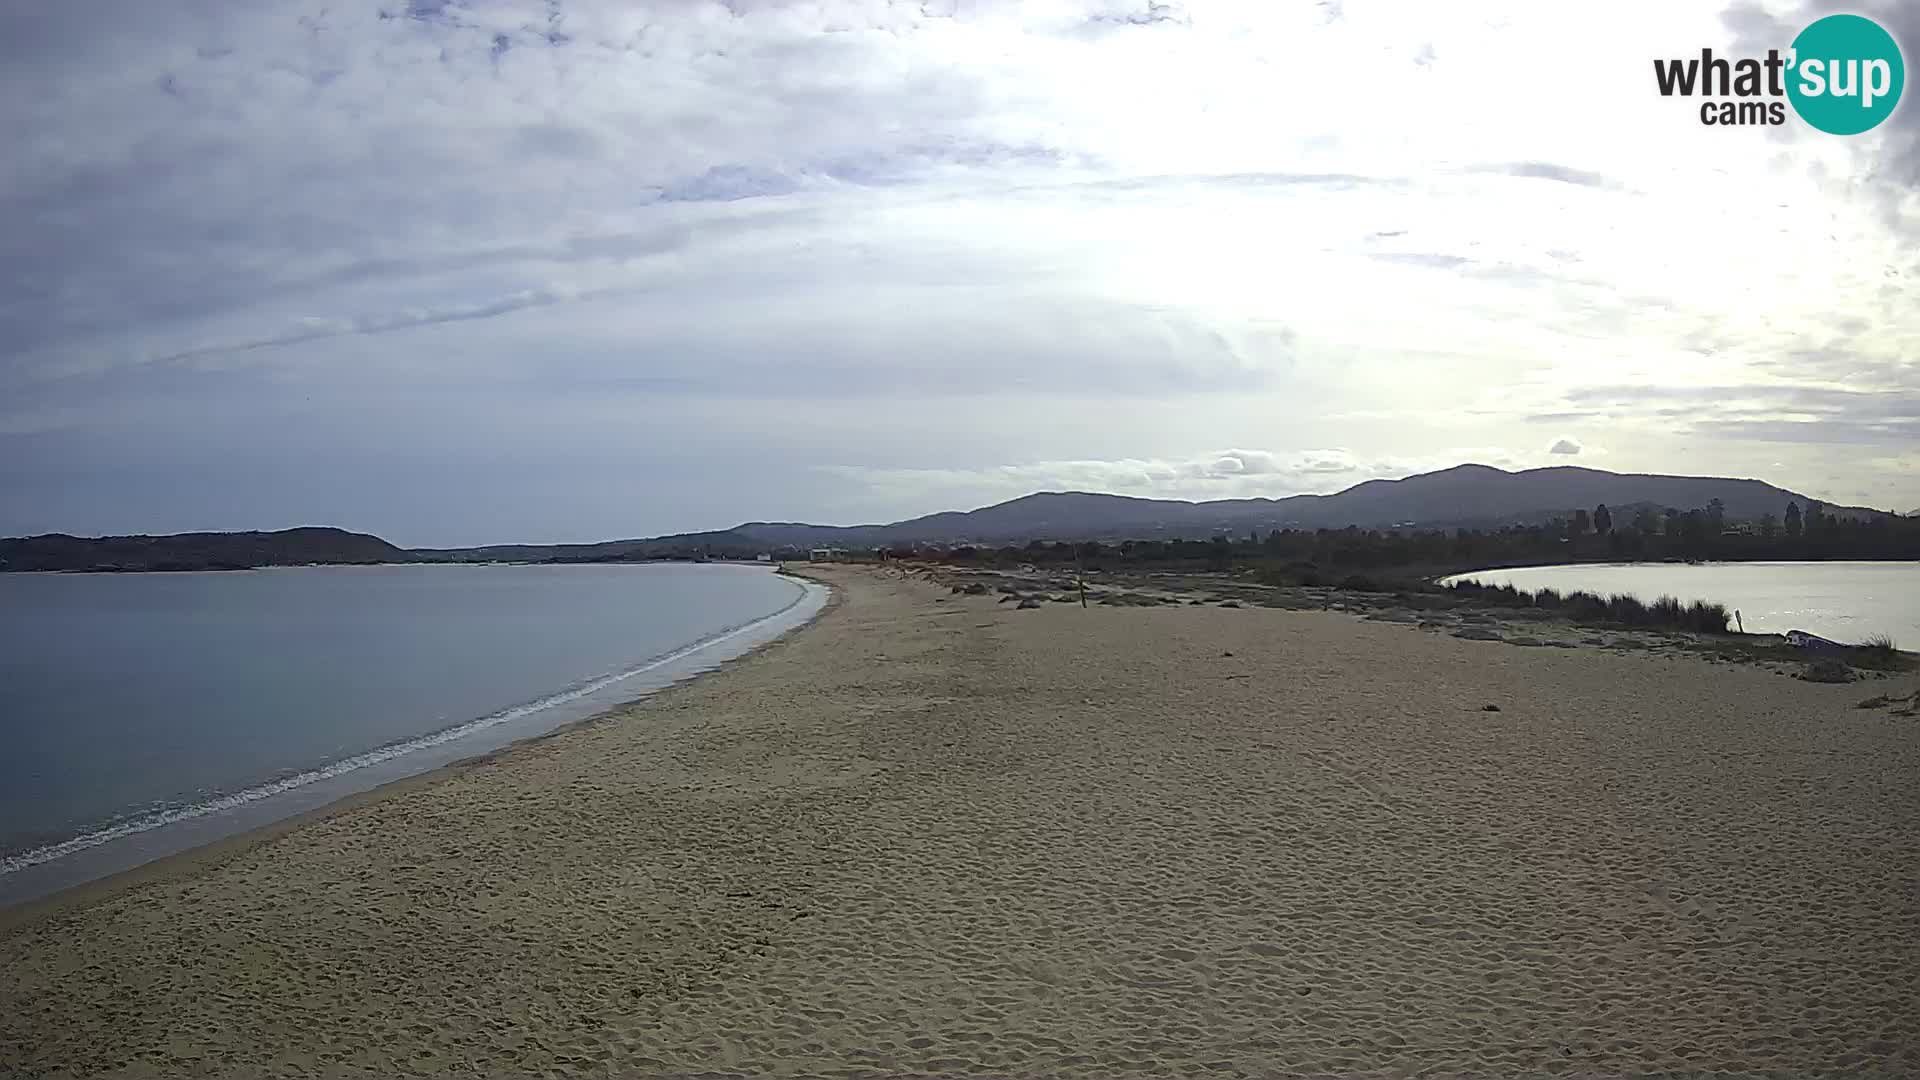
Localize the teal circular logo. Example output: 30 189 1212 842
1787 14 1905 135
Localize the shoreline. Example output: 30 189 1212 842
1440 559 1918 648
6 564 1915 1077
0 569 837 924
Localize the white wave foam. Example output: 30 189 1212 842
1 577 820 876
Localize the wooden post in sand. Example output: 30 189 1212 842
1076 547 1088 608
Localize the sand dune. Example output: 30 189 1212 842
4 565 1917 1077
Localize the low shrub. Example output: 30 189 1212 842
1565 591 1611 622
1605 593 1644 625
1685 600 1730 633
1649 595 1685 625
1444 582 1729 633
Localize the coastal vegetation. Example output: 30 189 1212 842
921 502 1917 651
929 497 1920 578
6 486 1915 576
1440 579 1734 634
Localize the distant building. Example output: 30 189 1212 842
755 553 772 562
808 548 842 562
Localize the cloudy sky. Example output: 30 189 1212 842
4 0 1916 545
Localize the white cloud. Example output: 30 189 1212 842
1549 437 1583 456
1 0 1917 541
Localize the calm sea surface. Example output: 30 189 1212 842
1442 561 1919 645
0 563 823 902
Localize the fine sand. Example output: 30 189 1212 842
4 565 1918 1078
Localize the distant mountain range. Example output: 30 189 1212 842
412 464 1889 562
1 464 1893 571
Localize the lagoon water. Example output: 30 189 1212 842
1443 561 1919 645
0 562 823 902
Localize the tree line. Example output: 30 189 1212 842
924 499 1919 577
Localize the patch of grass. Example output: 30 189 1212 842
1799 659 1856 684
1841 639 1914 673
1254 561 1326 588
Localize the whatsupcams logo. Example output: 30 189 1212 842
1653 12 1905 132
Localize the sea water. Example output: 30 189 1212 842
0 562 825 903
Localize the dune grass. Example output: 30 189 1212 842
1445 579 1730 634
1859 632 1899 655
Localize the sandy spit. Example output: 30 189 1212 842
4 565 1917 1078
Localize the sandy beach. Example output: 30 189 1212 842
4 564 1917 1078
